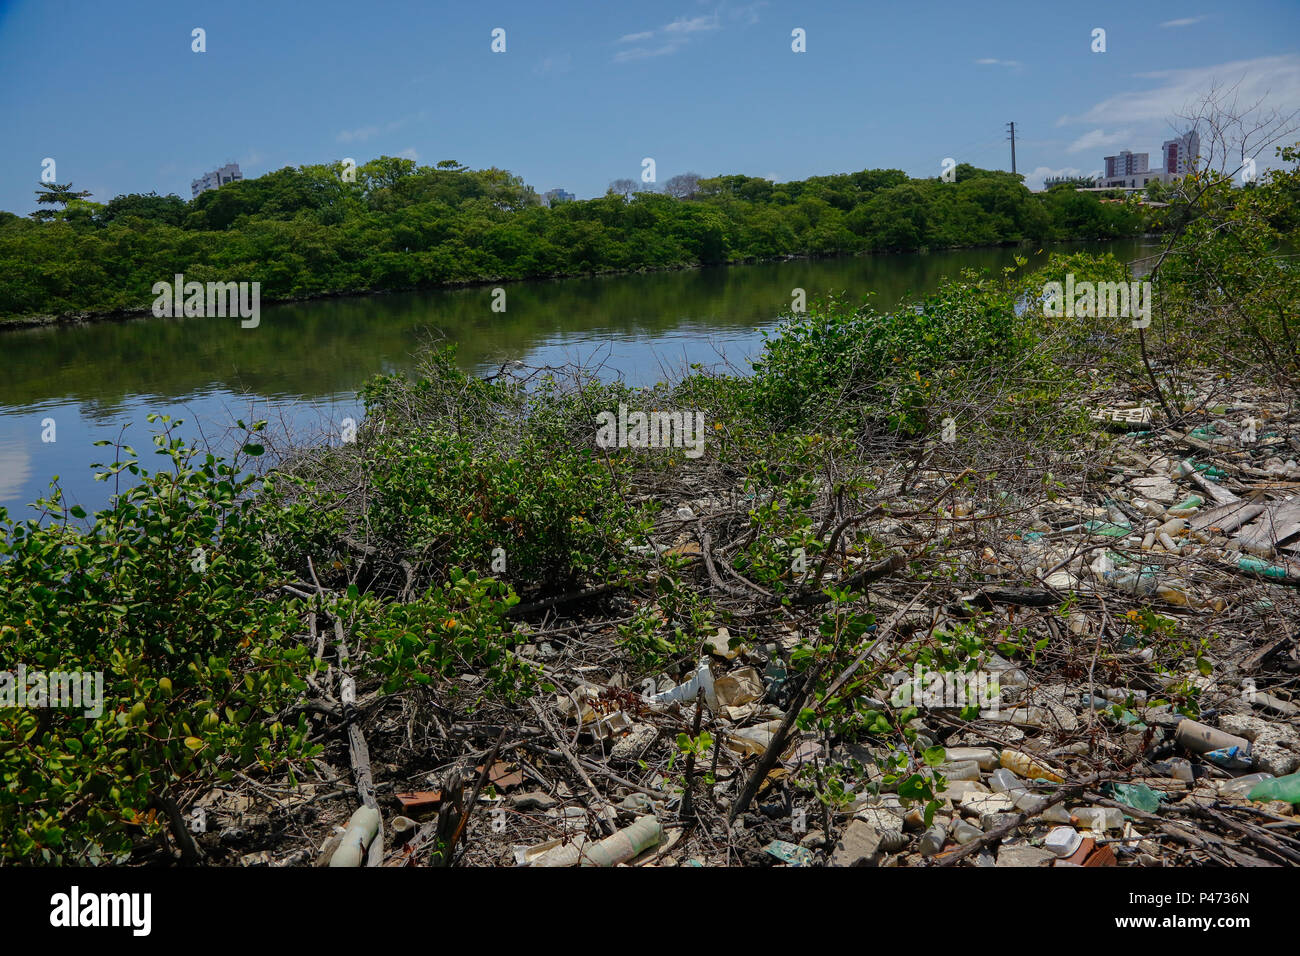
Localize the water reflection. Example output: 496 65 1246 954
0 240 1156 514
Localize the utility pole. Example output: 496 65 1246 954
1006 122 1017 175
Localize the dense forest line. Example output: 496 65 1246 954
0 157 1151 322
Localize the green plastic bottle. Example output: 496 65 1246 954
1248 772 1300 804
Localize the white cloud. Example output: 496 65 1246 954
729 2 767 26
338 125 379 144
1160 15 1205 28
1057 55 1300 128
397 147 418 161
975 58 1022 68
337 113 425 144
613 8 731 62
1066 128 1135 153
664 14 720 34
1044 55 1300 176
613 44 682 63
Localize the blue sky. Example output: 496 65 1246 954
1 0 1297 214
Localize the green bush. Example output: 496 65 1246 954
751 270 1038 433
360 426 639 593
0 418 320 863
353 569 539 704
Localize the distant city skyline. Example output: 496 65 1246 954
191 162 243 199
1 0 1297 213
1098 129 1202 187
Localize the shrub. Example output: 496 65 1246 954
0 418 320 863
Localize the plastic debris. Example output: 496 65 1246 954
1106 782 1163 814
648 659 718 711
1247 772 1300 805
764 839 815 866
1045 826 1082 857
1000 749 1065 783
327 806 381 868
577 815 663 867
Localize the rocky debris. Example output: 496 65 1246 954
829 821 889 867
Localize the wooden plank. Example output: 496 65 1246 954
1188 471 1239 505
1234 500 1300 556
1242 632 1296 673
1190 501 1265 533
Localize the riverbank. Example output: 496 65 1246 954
0 239 1161 517
0 235 1156 333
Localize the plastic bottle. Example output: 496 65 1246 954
1219 773 1273 799
918 821 949 856
944 747 1000 770
649 660 718 711
938 760 981 781
1012 791 1071 823
579 816 663 867
988 769 1025 794
1238 557 1291 581
1156 517 1186 537
531 834 592 867
328 806 382 868
1073 806 1124 830
1174 719 1251 755
1111 571 1160 596
1000 749 1065 783
1167 495 1204 516
952 819 984 845
1101 687 1147 704
1247 772 1300 805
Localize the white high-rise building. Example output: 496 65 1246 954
1099 149 1157 188
1097 130 1201 189
1104 149 1148 179
1162 131 1200 177
191 163 244 199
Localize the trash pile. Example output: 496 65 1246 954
184 383 1300 867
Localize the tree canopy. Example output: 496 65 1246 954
0 157 1149 321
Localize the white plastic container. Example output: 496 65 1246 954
1045 826 1082 857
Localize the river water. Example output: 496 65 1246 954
0 239 1157 514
